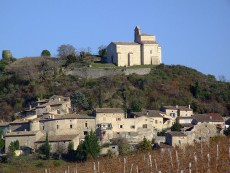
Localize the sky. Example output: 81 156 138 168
0 0 230 80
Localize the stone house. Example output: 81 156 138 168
185 123 219 143
35 134 79 153
36 95 71 116
4 131 43 153
95 108 167 144
165 132 188 147
161 105 193 119
192 113 225 134
107 26 162 66
33 114 95 141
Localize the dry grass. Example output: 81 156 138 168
0 136 229 173
5 57 63 80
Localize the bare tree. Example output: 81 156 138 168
57 44 77 59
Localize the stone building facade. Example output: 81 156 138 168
107 26 162 66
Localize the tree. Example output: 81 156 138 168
171 122 182 131
57 44 76 59
98 45 107 57
39 133 51 159
71 91 89 112
83 131 100 159
74 131 100 161
65 54 77 66
67 141 75 161
130 99 143 112
41 50 51 57
8 140 19 154
2 50 12 62
111 137 131 155
138 137 152 151
157 129 167 136
75 142 87 161
0 129 4 153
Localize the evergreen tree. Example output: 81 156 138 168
83 131 100 159
39 133 51 159
0 129 5 153
171 122 182 131
138 137 152 151
41 50 51 57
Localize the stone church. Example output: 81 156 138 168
106 26 162 66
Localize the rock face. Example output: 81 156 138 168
66 67 151 79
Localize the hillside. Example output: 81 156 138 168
0 57 229 120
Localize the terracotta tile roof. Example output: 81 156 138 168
192 114 210 123
168 132 187 137
5 131 39 137
95 108 124 113
208 113 224 122
36 134 78 143
112 42 139 45
192 113 224 123
131 110 162 118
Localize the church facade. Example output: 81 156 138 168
106 26 162 66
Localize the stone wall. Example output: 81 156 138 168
66 67 151 79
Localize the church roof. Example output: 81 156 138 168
141 33 153 36
112 42 139 45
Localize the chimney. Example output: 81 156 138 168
146 111 149 116
29 105 32 110
189 105 191 109
210 116 212 120
58 98 61 102
176 105 178 109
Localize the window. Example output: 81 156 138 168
70 124 73 129
155 120 158 124
142 124 147 128
57 125 59 129
119 125 123 128
84 131 88 135
150 50 152 54
85 122 88 127
130 125 135 129
42 126 44 130
117 118 121 121
178 140 181 145
170 113 175 117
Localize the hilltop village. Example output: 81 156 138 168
0 95 226 156
0 26 229 160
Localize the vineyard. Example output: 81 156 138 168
0 137 229 173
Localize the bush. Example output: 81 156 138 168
41 50 51 57
138 137 152 151
171 122 182 131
